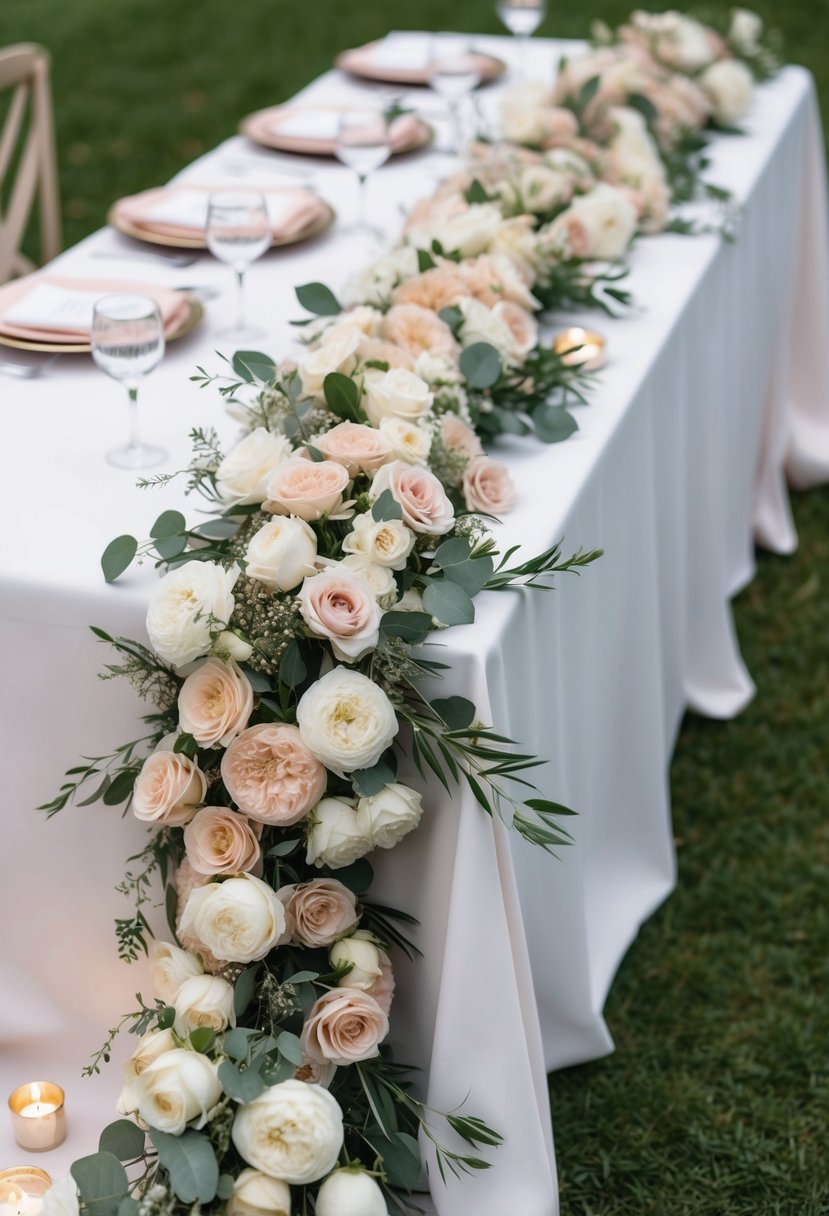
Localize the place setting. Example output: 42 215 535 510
335 30 505 87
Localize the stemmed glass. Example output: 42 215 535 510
335 109 391 241
91 294 166 469
496 0 547 75
428 35 481 156
206 190 271 341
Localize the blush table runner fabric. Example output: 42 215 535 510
1 35 828 1216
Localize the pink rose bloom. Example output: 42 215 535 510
278 879 358 948
296 567 381 662
463 457 517 516
264 457 350 522
357 337 416 371
183 806 262 876
542 106 580 147
294 1058 336 1088
178 657 253 748
493 301 538 360
313 422 392 476
392 266 470 313
547 212 592 260
441 414 483 461
221 723 327 826
382 304 460 363
371 461 455 536
133 751 206 826
300 989 389 1066
367 948 395 1016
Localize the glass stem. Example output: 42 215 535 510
126 385 140 452
357 173 368 231
235 267 246 333
450 100 462 156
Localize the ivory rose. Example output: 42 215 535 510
245 516 318 593
342 511 414 570
178 873 286 964
315 1168 388 1216
700 59 754 125
408 201 504 257
264 458 350 522
41 1179 79 1216
363 367 433 426
330 932 382 991
313 421 392 475
178 657 253 748
297 326 361 399
146 561 239 667
216 428 292 507
183 806 262 875
371 461 455 536
458 297 537 366
173 973 236 1037
222 723 327 826
549 184 638 260
382 304 459 362
297 667 399 776
133 1048 221 1134
278 878 358 948
296 567 381 662
227 1170 291 1216
149 940 203 1003
355 782 423 850
339 555 398 607
133 750 206 827
305 796 372 869
300 989 389 1066
377 417 431 466
116 1027 177 1116
392 265 471 312
231 1080 344 1184
730 8 763 54
463 457 517 515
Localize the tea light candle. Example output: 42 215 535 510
0 1168 52 1216
7 1084 66 1152
551 326 607 371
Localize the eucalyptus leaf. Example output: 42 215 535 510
279 640 307 687
276 1030 304 1066
442 554 494 597
379 610 433 645
459 342 501 389
217 1177 235 1201
218 1059 266 1104
422 580 475 627
98 1120 146 1162
295 281 342 316
232 351 277 384
195 518 240 540
267 838 300 857
532 404 578 444
101 535 138 584
149 1130 219 1205
223 1026 253 1061
234 965 258 1017
70 1152 130 1216
352 760 395 797
371 489 403 522
431 695 477 730
150 510 186 539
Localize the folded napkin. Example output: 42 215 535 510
252 106 425 155
114 185 326 241
0 276 190 343
364 32 433 69
340 36 501 85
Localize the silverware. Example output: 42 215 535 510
89 249 199 269
173 284 221 302
0 354 60 379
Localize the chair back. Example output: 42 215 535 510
0 43 62 284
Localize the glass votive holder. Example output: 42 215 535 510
0 1167 53 1215
551 326 607 371
8 1083 66 1152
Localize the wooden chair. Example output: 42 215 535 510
0 44 62 284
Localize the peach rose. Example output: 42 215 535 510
221 723 328 826
382 305 459 363
184 806 262 876
299 989 389 1066
493 301 538 361
296 567 381 662
367 948 395 1016
313 422 392 476
178 658 253 748
133 750 206 826
357 337 415 371
392 266 471 313
278 879 358 948
545 212 592 259
463 457 517 515
264 458 350 522
441 414 483 460
371 461 455 536
460 255 538 313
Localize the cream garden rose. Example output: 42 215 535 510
264 458 350 522
178 873 286 964
341 512 414 570
41 1179 80 1216
221 723 327 826
183 806 261 875
330 932 382 992
371 461 455 535
377 417 431 466
297 326 361 399
116 1027 177 1116
297 567 381 662
315 1168 388 1216
305 796 372 869
216 428 292 507
146 561 239 667
149 940 203 1003
133 749 206 827
227 1171 291 1216
363 367 433 426
245 516 318 592
339 555 398 607
231 1080 344 1185
297 667 398 776
355 782 423 851
173 973 236 1037
300 989 389 1066
178 657 253 748
313 421 392 475
133 1048 221 1134
278 878 358 947
700 59 754 126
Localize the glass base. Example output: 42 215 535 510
214 323 267 343
107 441 168 470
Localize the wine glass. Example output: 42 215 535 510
496 0 547 74
428 35 482 156
335 109 391 241
206 190 271 341
91 294 166 469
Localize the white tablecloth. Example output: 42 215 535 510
1 35 828 1216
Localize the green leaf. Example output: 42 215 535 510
460 342 502 389
464 178 489 204
416 247 436 272
189 1027 215 1053
117 1199 138 1216
223 1027 253 1061
369 1131 422 1190
154 534 188 560
352 760 395 797
101 535 138 584
305 444 325 462
173 732 198 759
234 965 258 1017
524 797 577 816
371 489 403 521
431 696 476 730
195 518 240 540
232 351 277 384
334 858 374 894
217 1059 266 1104
150 510 186 540
443 555 494 597
102 768 138 806
432 536 472 568
71 1152 129 1216
267 837 300 858
276 1030 304 1066
379 610 433 645
295 281 342 316
282 970 319 984
532 404 578 444
422 580 475 627
156 1005 175 1030
279 640 307 688
577 74 600 110
324 371 362 422
217 1177 235 1202
438 304 463 334
628 92 659 125
149 1130 219 1205
165 883 177 937
98 1120 146 1162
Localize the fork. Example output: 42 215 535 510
89 249 199 269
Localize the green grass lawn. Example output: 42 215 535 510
2 1 828 1212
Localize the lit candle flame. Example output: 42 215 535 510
30 1083 41 1104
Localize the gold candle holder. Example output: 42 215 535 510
8 1083 66 1153
0 1167 52 1216
551 326 607 371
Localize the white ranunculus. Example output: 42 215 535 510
231 1080 344 1185
245 517 318 592
227 1169 291 1216
340 555 398 607
41 1178 80 1216
305 796 371 869
173 973 236 1038
179 874 286 964
216 428 292 507
356 782 423 850
297 667 399 777
146 561 239 667
363 368 433 426
377 417 431 466
409 202 504 258
730 8 763 54
331 932 383 991
341 512 414 571
134 1048 221 1134
315 1168 388 1216
116 1027 178 1118
700 59 754 126
149 940 203 1004
342 246 420 308
297 326 362 399
568 185 639 260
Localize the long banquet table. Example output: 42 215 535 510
2 32 829 1216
